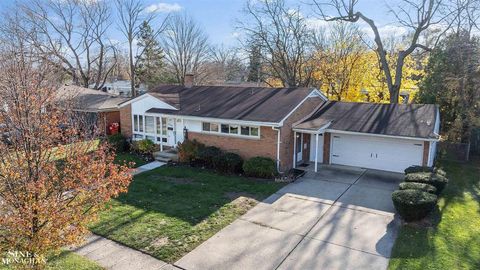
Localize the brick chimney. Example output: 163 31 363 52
184 73 194 88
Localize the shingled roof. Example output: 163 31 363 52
57 85 129 112
144 85 323 123
294 101 439 139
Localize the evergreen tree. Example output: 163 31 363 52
247 42 262 83
416 32 480 143
135 21 165 89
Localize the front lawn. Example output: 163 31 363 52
389 157 480 270
89 166 285 263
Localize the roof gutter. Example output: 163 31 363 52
143 112 281 127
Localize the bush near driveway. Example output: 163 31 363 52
399 182 437 194
177 139 205 165
404 165 434 174
405 172 449 194
389 158 480 270
243 156 277 179
392 189 438 221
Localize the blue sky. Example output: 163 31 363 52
0 0 400 47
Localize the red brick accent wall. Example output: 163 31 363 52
188 126 277 161
323 132 331 164
119 104 132 137
97 111 121 135
279 96 324 171
423 141 430 166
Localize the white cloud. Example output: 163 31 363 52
231 32 241 38
361 24 408 39
146 3 182 13
305 18 330 30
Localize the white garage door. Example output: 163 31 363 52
330 133 424 173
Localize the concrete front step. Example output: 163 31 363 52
153 150 178 162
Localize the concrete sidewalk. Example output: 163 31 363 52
133 161 165 175
73 234 181 270
176 166 402 270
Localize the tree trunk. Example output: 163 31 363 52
129 39 136 97
389 85 400 103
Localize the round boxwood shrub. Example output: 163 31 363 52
404 165 434 174
198 146 222 168
243 157 277 179
399 182 437 194
131 139 156 156
434 167 447 177
404 172 449 194
392 189 438 221
213 152 243 174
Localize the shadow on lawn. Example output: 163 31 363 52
99 166 280 226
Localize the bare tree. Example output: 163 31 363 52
115 0 168 96
313 0 448 103
204 45 247 84
20 0 117 90
238 0 316 87
161 13 210 85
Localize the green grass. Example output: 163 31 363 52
114 152 149 168
389 157 480 270
89 166 285 263
0 251 103 270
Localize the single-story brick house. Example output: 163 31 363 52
118 81 440 173
57 85 129 135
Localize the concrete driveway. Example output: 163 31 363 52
176 166 403 270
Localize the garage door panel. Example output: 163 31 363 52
331 134 423 173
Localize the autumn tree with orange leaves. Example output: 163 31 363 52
0 45 132 268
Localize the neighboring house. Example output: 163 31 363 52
57 85 129 135
118 80 440 173
93 80 147 97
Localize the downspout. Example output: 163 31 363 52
272 126 281 172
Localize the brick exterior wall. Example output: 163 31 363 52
278 96 324 171
188 126 277 161
323 132 331 164
423 141 430 166
96 111 121 135
119 104 132 137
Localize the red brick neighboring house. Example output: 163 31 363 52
57 85 129 135
118 82 440 173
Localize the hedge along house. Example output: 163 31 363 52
118 80 327 171
293 101 440 173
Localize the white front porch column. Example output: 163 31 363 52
159 117 164 152
315 133 319 172
293 131 297 168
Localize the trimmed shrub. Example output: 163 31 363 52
399 182 437 194
107 133 128 152
243 157 277 178
404 165 434 174
178 139 205 164
405 172 449 194
434 167 447 177
213 152 244 174
392 189 438 221
131 139 156 156
198 146 222 168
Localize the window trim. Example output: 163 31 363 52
201 121 260 138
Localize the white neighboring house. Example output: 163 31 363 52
92 80 147 97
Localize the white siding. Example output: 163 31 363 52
131 95 177 115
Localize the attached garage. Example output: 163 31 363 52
330 133 424 173
293 101 440 173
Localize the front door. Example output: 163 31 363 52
166 118 176 146
296 133 303 162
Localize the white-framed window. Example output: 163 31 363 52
133 115 139 132
145 116 155 133
202 122 260 138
